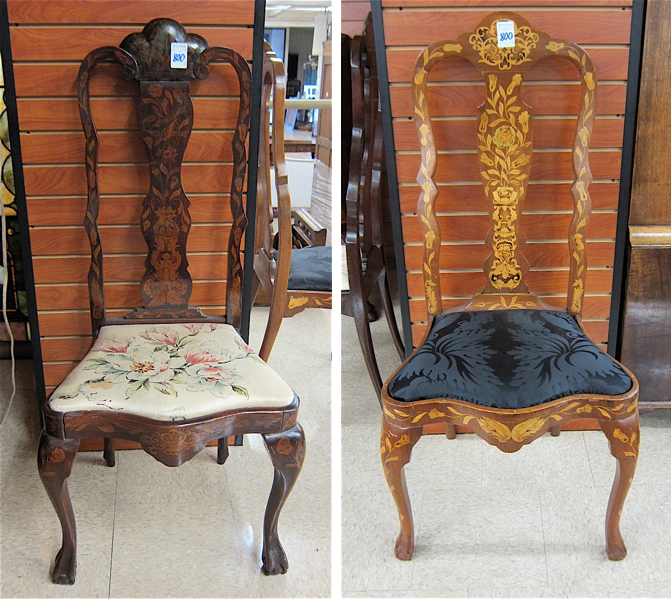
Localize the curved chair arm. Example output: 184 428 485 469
77 46 137 335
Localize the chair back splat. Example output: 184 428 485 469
412 12 596 318
77 18 251 334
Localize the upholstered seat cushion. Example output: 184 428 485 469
48 323 295 421
388 309 632 409
283 245 332 292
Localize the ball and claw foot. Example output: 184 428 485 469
261 541 289 575
52 546 76 585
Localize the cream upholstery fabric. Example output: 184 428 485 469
49 323 295 421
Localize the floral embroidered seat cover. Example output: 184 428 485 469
48 323 295 421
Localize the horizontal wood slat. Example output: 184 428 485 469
36 280 228 312
396 150 622 182
401 213 617 242
392 117 624 151
29 224 232 256
389 83 626 117
406 269 613 297
7 2 255 25
26 196 233 226
383 9 631 45
403 241 615 270
17 97 241 131
33 253 228 284
37 307 227 338
409 295 613 321
23 164 234 196
43 362 79 387
398 182 620 212
383 0 632 5
387 47 629 83
20 131 235 164
13 63 243 98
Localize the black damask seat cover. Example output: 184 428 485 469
276 245 332 292
388 309 632 409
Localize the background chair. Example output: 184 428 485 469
380 12 639 563
253 44 331 362
37 19 305 584
341 14 405 403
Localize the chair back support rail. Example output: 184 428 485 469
412 12 595 319
77 20 251 335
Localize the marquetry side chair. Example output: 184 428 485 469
253 43 331 362
381 12 639 562
37 19 305 584
342 14 405 403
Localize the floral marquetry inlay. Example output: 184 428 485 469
412 11 597 317
478 73 532 291
469 23 539 70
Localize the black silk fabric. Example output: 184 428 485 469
274 246 332 292
388 310 632 409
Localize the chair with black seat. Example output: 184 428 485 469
380 12 639 563
342 14 405 403
254 44 331 362
37 19 305 584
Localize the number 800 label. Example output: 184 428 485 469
496 21 516 48
170 42 188 69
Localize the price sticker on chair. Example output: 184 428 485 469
496 21 515 48
170 42 188 69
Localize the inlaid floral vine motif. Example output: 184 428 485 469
469 23 539 70
137 81 194 309
477 73 532 291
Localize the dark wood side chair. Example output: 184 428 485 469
37 19 305 585
342 14 405 402
380 12 639 562
253 43 331 362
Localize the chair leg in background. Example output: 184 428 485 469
103 437 115 467
550 424 562 437
217 437 229 465
37 430 80 585
381 418 422 560
599 410 640 561
261 423 306 575
445 424 457 439
378 273 405 360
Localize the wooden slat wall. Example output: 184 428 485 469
342 0 369 37
8 0 254 394
381 0 632 349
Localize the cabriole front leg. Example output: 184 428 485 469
599 410 640 561
381 418 422 560
261 423 306 575
37 430 80 584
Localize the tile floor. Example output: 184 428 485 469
0 307 331 598
341 307 671 599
